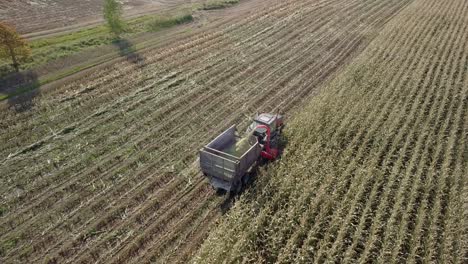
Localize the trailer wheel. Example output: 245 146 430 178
237 181 243 193
216 188 226 196
231 181 242 195
241 174 249 186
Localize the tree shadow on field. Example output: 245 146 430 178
112 38 145 65
1 71 41 112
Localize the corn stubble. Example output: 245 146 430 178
0 0 465 263
194 0 468 262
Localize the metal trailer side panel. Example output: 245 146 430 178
200 125 262 192
204 146 239 162
199 150 239 182
238 142 261 177
200 125 239 183
206 125 236 150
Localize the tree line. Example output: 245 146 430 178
0 0 125 73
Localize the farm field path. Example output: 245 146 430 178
0 0 205 37
0 0 414 263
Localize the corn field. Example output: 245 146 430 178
1 0 466 263
194 0 468 262
1 0 417 262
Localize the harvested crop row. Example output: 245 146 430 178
0 0 303 208
0 0 323 235
73 1 414 262
0 1 274 155
193 0 468 263
0 0 414 263
0 0 352 234
44 2 380 260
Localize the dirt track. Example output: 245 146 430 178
0 0 414 263
0 0 201 37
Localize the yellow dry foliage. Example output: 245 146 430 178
0 22 31 72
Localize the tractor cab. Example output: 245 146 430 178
247 113 284 146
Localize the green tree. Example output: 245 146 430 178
0 22 31 72
104 0 127 38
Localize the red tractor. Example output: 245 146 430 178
199 113 284 193
246 113 284 160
